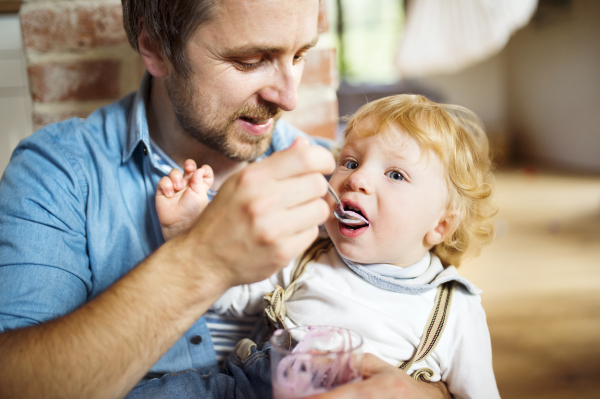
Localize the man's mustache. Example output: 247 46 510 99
232 103 282 122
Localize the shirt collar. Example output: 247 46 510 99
339 251 482 295
357 252 432 279
340 252 435 281
123 71 152 163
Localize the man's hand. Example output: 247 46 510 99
173 136 336 290
308 354 451 399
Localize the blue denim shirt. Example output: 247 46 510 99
0 74 324 376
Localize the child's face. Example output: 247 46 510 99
325 120 452 267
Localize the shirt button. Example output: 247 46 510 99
142 146 148 156
190 335 203 345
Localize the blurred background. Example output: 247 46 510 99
0 0 598 397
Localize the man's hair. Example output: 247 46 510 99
344 94 496 267
122 0 217 77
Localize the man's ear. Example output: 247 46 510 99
138 22 170 78
425 211 458 247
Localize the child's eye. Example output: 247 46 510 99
386 170 405 181
343 160 358 170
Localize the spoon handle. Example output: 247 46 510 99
327 183 342 207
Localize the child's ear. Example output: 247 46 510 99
138 21 170 78
425 210 458 247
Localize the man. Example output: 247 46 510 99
0 0 450 398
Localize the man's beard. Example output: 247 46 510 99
165 73 282 162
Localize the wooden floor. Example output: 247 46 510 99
459 169 600 399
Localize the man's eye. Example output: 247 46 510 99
236 60 264 71
293 54 307 64
343 160 358 170
386 170 405 181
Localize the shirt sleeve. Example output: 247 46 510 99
0 123 91 333
211 260 296 317
439 289 501 399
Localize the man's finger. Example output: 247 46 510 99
361 353 402 378
305 354 421 399
307 378 381 399
261 197 329 239
265 172 328 210
252 143 335 181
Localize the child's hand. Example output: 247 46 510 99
156 159 214 241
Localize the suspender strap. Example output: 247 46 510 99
396 281 456 379
263 237 334 331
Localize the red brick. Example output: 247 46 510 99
21 3 127 52
286 98 339 140
301 48 337 86
304 121 337 140
318 0 329 34
29 60 121 102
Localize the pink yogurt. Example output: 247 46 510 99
271 326 363 399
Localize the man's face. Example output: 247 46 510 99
165 0 320 161
325 121 450 267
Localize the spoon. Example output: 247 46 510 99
326 183 369 226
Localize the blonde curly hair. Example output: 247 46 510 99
343 94 496 267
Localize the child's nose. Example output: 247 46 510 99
346 171 373 194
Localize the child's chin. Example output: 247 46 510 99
331 241 367 263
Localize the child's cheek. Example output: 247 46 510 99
323 217 338 240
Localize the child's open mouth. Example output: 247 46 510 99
338 204 369 236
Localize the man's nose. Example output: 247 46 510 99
258 64 300 112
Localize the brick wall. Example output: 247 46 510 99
282 0 339 140
20 0 339 139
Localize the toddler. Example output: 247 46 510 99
154 94 500 398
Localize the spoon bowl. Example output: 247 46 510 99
326 183 368 226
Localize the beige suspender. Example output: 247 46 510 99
263 237 334 331
397 281 457 380
263 237 457 381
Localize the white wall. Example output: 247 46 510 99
417 51 509 135
415 0 600 172
506 0 600 172
0 14 33 176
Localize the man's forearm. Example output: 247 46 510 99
0 238 227 399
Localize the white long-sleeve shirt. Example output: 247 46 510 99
212 247 500 399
